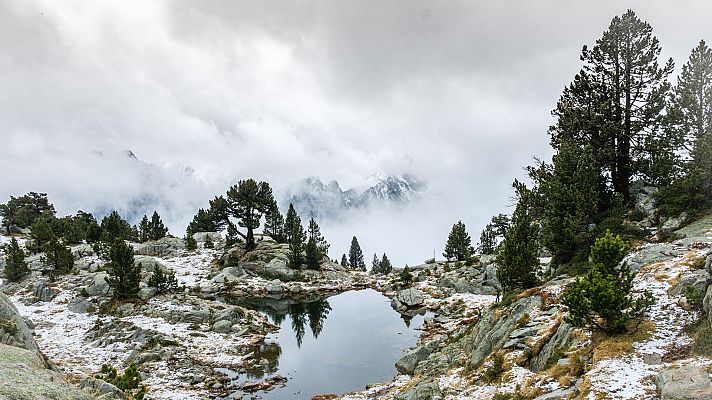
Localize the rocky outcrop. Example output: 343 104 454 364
656 365 712 399
193 232 222 242
395 344 430 375
0 292 39 353
393 288 425 308
134 237 185 258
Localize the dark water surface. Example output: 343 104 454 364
220 289 425 399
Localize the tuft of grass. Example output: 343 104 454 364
482 353 506 384
688 318 712 357
517 313 531 328
591 320 655 363
0 319 18 335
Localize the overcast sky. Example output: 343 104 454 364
1 1 711 264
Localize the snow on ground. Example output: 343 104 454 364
156 249 217 288
11 289 130 377
584 245 712 400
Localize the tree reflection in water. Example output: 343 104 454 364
243 341 282 379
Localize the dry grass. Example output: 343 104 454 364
590 320 655 364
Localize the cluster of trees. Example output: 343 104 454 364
284 204 330 270
339 236 366 271
370 253 393 275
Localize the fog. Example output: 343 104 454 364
1 1 711 265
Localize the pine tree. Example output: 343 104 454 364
307 218 329 258
149 211 168 240
305 238 321 270
43 238 74 277
284 204 299 243
496 181 540 292
185 235 197 251
106 239 140 301
100 211 134 243
30 215 57 253
537 140 602 266
549 10 674 200
561 231 655 334
0 192 55 233
399 266 413 285
380 253 393 275
288 219 306 269
478 223 497 255
226 179 274 251
371 253 380 274
138 215 151 243
340 254 349 268
225 223 239 247
4 238 29 282
264 200 286 243
443 221 474 262
204 235 214 249
148 265 179 293
186 208 215 235
348 236 365 271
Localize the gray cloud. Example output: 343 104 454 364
1 0 711 264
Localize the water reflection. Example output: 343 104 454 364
223 290 426 400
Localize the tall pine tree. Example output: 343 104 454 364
149 211 168 240
348 236 365 271
3 238 29 282
443 220 474 262
106 238 140 301
226 179 274 251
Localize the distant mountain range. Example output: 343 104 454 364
283 173 426 220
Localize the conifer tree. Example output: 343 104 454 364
288 219 306 269
478 223 497 255
340 254 349 268
186 208 215 235
549 10 674 199
225 223 239 247
380 253 393 275
204 235 214 249
561 231 655 334
284 204 299 243
226 179 274 251
348 236 365 271
138 215 151 243
100 211 134 243
30 215 57 253
264 200 286 243
106 239 140 301
185 234 197 251
43 238 74 277
4 238 29 282
443 221 474 262
496 181 540 292
148 266 179 293
371 253 380 274
307 218 329 257
0 192 55 233
149 211 168 240
305 238 321 270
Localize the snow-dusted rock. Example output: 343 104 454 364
134 237 184 258
394 288 425 308
395 344 430 375
656 365 712 400
193 232 222 243
85 272 111 297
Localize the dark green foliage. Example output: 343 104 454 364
29 215 57 253
225 223 239 247
138 215 150 243
340 254 349 268
478 214 510 255
370 253 393 275
96 363 146 400
284 204 300 243
226 179 274 251
560 231 655 334
685 285 704 311
147 266 179 293
3 238 29 282
307 218 329 258
185 235 197 251
305 238 321 270
348 236 365 271
399 266 413 286
186 208 216 235
443 220 474 262
100 211 135 243
203 235 214 249
496 182 540 291
549 10 674 200
536 141 603 266
43 238 74 276
371 253 380 274
0 192 55 233
264 200 286 243
148 211 168 240
288 218 306 269
106 239 140 301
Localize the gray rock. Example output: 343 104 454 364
0 343 92 400
509 326 539 339
193 232 222 242
395 345 430 375
626 243 683 273
79 376 127 400
530 322 572 372
266 280 284 294
212 320 233 334
34 281 55 302
669 269 708 296
395 381 441 400
395 288 425 308
134 237 185 258
662 213 688 234
656 365 712 399
533 387 576 400
138 287 158 300
210 267 243 284
70 244 94 258
0 292 40 353
68 298 94 314
86 272 111 297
